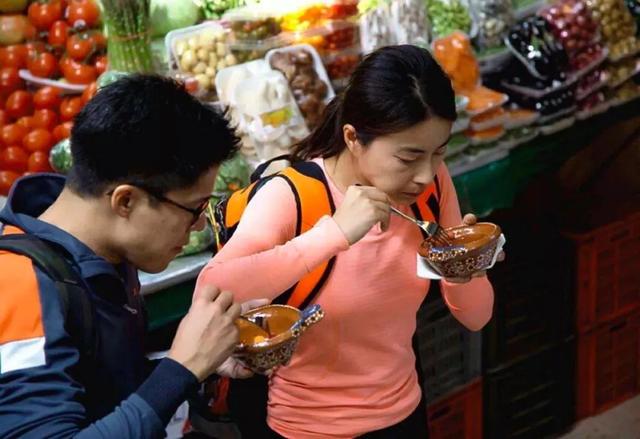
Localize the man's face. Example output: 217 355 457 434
112 166 218 273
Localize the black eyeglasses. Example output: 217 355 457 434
107 185 210 226
151 192 210 226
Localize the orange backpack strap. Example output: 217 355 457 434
213 160 335 309
274 161 336 309
214 179 266 249
411 175 441 239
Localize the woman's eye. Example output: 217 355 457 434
434 145 448 156
396 156 416 164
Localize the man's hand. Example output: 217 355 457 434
215 298 270 379
168 286 241 382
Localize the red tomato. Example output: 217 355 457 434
27 52 59 79
0 170 20 196
16 116 35 131
61 58 96 85
0 45 27 69
93 55 107 75
52 120 72 141
58 55 71 73
81 81 97 104
90 31 106 52
47 20 69 49
184 77 199 95
32 109 58 130
66 0 100 29
66 33 95 61
28 0 64 31
5 90 33 120
59 96 83 121
1 124 28 145
0 109 7 128
28 151 53 173
1 146 28 172
23 128 54 152
25 41 46 59
23 21 37 41
0 67 23 98
33 86 62 110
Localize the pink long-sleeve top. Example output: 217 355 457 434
196 158 494 438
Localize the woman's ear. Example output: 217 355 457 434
343 124 362 156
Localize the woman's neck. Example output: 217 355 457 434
324 151 366 193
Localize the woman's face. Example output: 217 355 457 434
347 116 452 204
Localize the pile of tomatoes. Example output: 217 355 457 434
0 81 97 195
23 0 104 84
0 0 101 195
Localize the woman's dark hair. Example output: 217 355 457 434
67 74 239 197
292 45 456 161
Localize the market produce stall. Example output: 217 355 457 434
1 1 640 436
2 0 638 198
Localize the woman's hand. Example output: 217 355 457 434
443 214 505 284
332 185 391 245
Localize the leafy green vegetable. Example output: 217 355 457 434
50 139 73 174
150 0 200 37
178 223 215 257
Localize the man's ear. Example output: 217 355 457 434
109 185 144 219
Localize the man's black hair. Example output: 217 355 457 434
67 74 239 197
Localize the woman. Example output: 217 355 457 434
196 45 495 438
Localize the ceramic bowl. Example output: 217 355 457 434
418 222 502 278
234 304 324 373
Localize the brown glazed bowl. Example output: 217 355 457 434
234 304 324 373
418 223 502 278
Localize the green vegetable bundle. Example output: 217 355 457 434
100 0 154 73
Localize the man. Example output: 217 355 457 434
0 75 252 437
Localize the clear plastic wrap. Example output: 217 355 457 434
576 67 609 99
427 0 474 39
576 90 610 118
237 71 310 161
359 2 395 53
505 16 570 81
625 0 640 36
606 55 640 87
293 20 360 55
470 0 515 50
223 4 283 42
267 44 335 129
322 44 361 88
539 0 599 55
166 22 237 101
585 0 640 60
433 32 509 115
470 106 508 130
504 106 540 129
464 125 506 144
389 0 430 46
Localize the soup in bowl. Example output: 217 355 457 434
234 304 324 373
418 223 502 278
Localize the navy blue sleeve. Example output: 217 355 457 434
0 269 198 439
137 358 199 425
75 359 198 439
0 354 197 439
